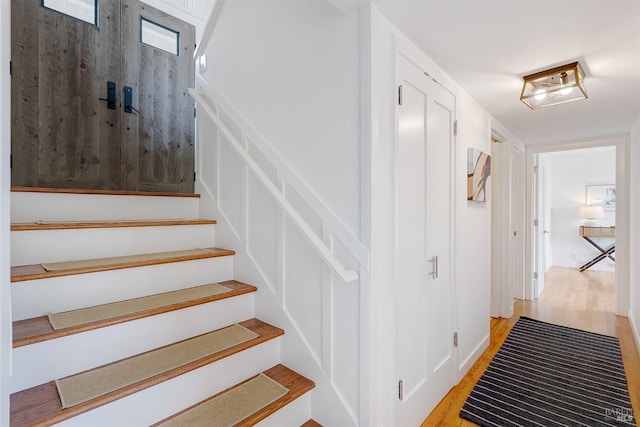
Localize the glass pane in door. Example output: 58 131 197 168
42 0 97 25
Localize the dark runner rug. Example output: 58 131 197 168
460 317 636 426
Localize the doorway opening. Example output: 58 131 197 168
524 135 630 319
531 146 617 333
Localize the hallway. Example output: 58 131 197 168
422 267 640 426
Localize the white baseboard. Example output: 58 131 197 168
457 333 490 381
628 309 640 355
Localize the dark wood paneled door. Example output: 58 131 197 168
121 0 195 193
11 0 195 193
11 0 122 190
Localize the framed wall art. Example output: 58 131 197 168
467 148 491 202
586 184 616 211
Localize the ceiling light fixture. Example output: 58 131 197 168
520 61 587 109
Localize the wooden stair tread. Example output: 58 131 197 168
153 364 315 427
11 247 235 283
10 319 284 427
13 280 257 348
11 186 200 198
301 420 323 427
236 364 315 426
11 219 216 231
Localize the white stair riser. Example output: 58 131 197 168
11 224 217 266
11 294 256 393
54 340 281 427
11 192 199 223
12 257 234 320
255 392 311 427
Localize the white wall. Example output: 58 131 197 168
542 147 616 271
201 0 361 239
364 8 396 425
0 0 11 424
454 93 492 374
629 114 640 352
194 1 363 424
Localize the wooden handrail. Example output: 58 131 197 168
189 88 359 283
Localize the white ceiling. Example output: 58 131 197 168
373 0 640 144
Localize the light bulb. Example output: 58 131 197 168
559 86 573 96
534 88 547 101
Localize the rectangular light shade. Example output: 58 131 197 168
580 205 604 219
520 62 587 109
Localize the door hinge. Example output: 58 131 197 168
9 61 11 76
9 154 12 169
398 380 403 401
194 108 197 118
533 272 538 280
533 165 539 173
398 85 403 106
453 120 458 136
533 218 539 227
193 171 196 182
453 332 458 347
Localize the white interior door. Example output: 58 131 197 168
395 54 456 426
534 158 547 298
542 162 552 273
512 149 526 300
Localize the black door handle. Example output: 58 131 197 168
98 81 116 110
123 86 142 115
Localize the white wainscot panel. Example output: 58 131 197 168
333 279 360 417
331 237 361 418
248 139 277 184
218 134 244 238
247 173 279 290
284 218 323 362
219 108 243 143
284 181 322 237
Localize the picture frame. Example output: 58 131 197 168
467 148 491 202
586 184 616 211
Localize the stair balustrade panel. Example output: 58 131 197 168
191 77 367 424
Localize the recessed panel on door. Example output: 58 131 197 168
426 87 455 373
396 76 429 403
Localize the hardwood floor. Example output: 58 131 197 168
422 266 640 426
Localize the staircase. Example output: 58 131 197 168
9 187 318 426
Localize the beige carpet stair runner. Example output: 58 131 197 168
154 373 289 427
55 324 258 408
48 283 231 329
41 248 212 271
34 219 179 224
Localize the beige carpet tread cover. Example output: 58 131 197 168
41 248 212 271
155 373 289 427
55 324 258 408
48 283 232 330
